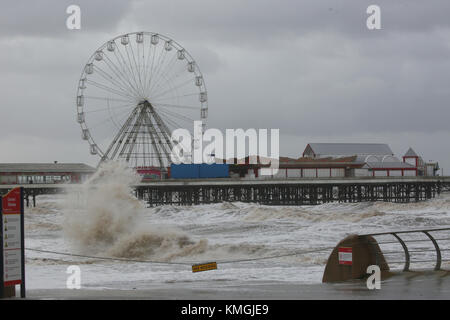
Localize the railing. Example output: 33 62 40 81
361 228 450 272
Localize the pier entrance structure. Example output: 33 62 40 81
76 31 208 171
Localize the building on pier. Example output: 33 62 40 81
225 143 439 179
303 143 394 159
353 155 417 177
402 147 439 177
0 163 96 184
299 143 440 178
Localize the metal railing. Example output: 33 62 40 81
361 227 450 272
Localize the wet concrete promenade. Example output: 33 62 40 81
23 271 450 300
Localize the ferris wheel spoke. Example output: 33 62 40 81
93 65 137 98
84 102 135 114
156 107 196 123
136 40 143 85
86 79 135 100
111 47 143 97
145 43 158 97
143 40 156 99
150 73 180 105
138 42 148 96
149 52 178 94
149 67 181 100
152 50 185 86
147 45 168 96
84 96 134 103
115 43 143 99
149 42 167 91
149 67 193 103
142 39 154 93
86 105 133 130
150 76 195 101
148 53 179 96
128 41 145 97
140 41 148 98
102 54 142 98
157 111 195 127
152 102 200 110
124 45 143 97
156 111 188 132
150 65 190 100
128 43 147 98
153 92 200 103
110 51 140 98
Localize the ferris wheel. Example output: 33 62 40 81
76 31 208 170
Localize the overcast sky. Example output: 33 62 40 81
1 0 449 172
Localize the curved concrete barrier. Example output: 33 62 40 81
322 234 391 283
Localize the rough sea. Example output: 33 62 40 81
24 162 450 291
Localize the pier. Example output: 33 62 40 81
136 177 450 207
1 177 449 207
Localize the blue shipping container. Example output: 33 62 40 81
170 164 199 179
170 163 229 179
199 164 229 178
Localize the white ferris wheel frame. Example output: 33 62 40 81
75 31 208 164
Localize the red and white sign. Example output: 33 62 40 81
338 247 352 265
2 187 21 214
2 187 23 286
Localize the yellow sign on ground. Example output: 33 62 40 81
192 262 217 273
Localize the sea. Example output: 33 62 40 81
24 162 450 290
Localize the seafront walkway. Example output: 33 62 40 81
22 271 450 299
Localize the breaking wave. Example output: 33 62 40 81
62 161 208 260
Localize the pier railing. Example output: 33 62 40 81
361 228 450 272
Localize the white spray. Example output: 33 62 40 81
63 161 207 260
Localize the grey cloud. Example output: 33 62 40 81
1 0 450 170
0 0 131 38
129 0 450 46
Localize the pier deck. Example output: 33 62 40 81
135 177 450 206
1 177 449 207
